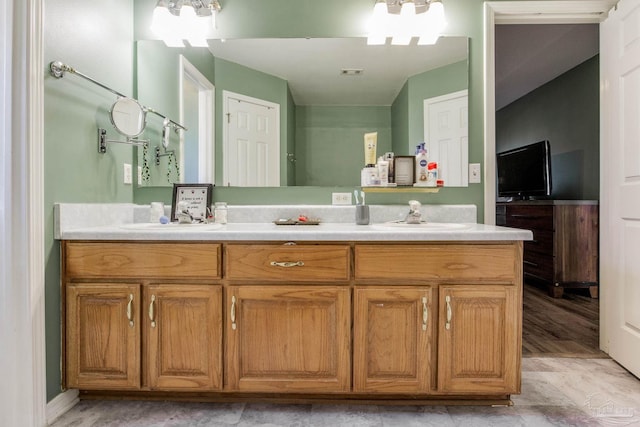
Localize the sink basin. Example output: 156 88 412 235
372 221 469 230
120 222 223 231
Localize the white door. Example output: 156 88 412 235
601 0 640 378
424 90 469 186
223 91 280 187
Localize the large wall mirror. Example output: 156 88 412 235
136 37 469 188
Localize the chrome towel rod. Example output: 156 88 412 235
49 60 187 132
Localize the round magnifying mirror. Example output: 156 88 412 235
110 97 146 137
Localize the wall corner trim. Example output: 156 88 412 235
46 389 79 425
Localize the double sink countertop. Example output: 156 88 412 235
54 203 533 242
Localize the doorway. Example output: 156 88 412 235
484 2 612 357
179 56 215 184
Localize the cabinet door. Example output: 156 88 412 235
145 284 222 390
226 286 351 392
438 285 520 394
66 283 140 389
353 287 433 393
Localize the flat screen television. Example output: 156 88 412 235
497 140 552 199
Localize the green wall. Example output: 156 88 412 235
295 106 392 186
45 0 489 402
496 56 600 200
44 0 134 401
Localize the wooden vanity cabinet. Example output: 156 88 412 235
225 285 351 392
354 243 522 396
144 284 222 391
224 243 351 392
66 282 141 390
353 287 434 393
63 242 222 392
63 239 523 403
437 285 520 394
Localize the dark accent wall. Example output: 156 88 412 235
496 55 599 200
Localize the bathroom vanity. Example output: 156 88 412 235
57 204 531 405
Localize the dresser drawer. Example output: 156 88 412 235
225 244 351 282
355 244 518 282
523 251 554 282
524 229 553 255
504 205 554 231
64 242 221 279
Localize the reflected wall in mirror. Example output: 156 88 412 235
136 41 216 187
135 37 468 187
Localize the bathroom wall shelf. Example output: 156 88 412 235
362 187 440 193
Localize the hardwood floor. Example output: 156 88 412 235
522 281 607 358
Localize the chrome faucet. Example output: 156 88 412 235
405 200 422 224
175 201 193 224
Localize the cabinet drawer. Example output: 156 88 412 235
64 242 221 279
504 205 553 231
225 244 351 282
355 244 519 282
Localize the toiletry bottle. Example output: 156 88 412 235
414 145 429 186
377 156 389 186
426 162 438 187
363 132 378 167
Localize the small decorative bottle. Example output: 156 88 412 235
214 202 228 224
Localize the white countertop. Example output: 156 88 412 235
54 203 532 242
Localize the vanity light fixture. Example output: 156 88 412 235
151 0 222 48
367 0 446 46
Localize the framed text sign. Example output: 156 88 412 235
170 183 213 221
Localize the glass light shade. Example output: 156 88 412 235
417 1 446 45
150 5 173 37
392 2 415 45
151 4 185 47
367 1 389 45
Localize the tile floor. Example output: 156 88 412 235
50 358 640 427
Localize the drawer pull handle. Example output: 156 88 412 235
510 214 536 218
231 296 237 330
149 295 156 328
523 260 538 267
445 295 452 330
270 261 304 268
422 297 428 331
126 294 134 327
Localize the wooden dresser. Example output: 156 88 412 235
496 201 599 298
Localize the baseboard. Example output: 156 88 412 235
46 389 79 425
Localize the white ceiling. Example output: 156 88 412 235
207 37 468 106
495 24 599 110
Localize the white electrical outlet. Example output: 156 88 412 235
332 192 352 205
123 163 132 185
469 163 481 184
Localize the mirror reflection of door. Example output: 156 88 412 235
424 89 469 186
180 56 215 184
223 91 280 187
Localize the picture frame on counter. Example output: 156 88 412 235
394 156 416 186
170 183 213 222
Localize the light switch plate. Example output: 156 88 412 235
469 163 481 184
332 192 352 205
123 163 132 185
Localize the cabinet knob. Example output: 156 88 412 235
445 295 452 330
